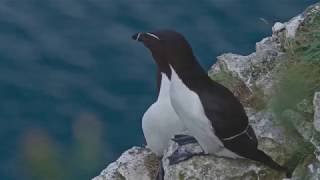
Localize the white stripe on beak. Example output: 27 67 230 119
135 33 141 41
146 32 160 40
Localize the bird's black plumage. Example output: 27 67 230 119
133 30 291 178
135 30 249 138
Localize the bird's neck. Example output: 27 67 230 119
156 71 170 100
152 50 172 80
170 55 209 87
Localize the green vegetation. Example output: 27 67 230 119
246 86 267 111
285 140 315 175
178 172 185 180
290 153 319 180
209 70 241 91
270 11 320 125
144 153 160 179
209 70 267 110
269 8 320 172
271 63 320 121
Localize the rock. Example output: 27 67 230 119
212 53 252 83
282 100 320 179
291 153 320 180
209 63 252 104
282 110 314 141
314 92 320 132
272 4 318 40
312 92 320 163
210 3 320 97
285 15 304 39
92 147 159 180
272 22 285 33
246 109 286 144
210 33 282 98
296 99 314 114
163 147 284 180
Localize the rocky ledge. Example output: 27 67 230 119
94 3 320 180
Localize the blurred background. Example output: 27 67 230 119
0 0 317 179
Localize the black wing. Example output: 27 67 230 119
197 80 249 139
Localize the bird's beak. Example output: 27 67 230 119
132 32 160 42
132 32 143 42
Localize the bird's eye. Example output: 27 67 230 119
145 32 160 40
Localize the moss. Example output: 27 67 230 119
114 171 126 180
270 7 320 128
210 71 251 102
268 7 320 173
296 98 314 116
294 9 320 63
285 137 315 173
291 153 318 180
229 170 259 180
143 153 160 179
271 62 320 121
210 70 268 110
178 172 185 180
209 70 242 91
246 86 267 111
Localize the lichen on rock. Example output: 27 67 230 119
314 92 320 132
92 147 159 180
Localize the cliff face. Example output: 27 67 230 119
93 3 320 180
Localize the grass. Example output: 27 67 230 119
270 10 320 124
269 8 320 171
271 62 320 118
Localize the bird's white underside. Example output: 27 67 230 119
142 73 185 156
142 69 241 159
169 66 241 159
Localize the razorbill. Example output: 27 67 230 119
141 72 185 156
134 30 291 178
133 32 199 180
132 32 188 156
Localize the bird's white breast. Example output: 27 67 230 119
169 66 241 158
142 73 185 156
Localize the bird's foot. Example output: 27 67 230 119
171 134 198 146
168 134 205 165
156 135 200 180
168 149 205 165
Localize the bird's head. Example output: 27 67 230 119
132 30 194 76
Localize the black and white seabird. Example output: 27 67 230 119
133 30 291 178
132 32 187 156
133 32 199 180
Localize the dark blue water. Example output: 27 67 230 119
0 0 317 179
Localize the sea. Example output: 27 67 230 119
0 0 317 179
